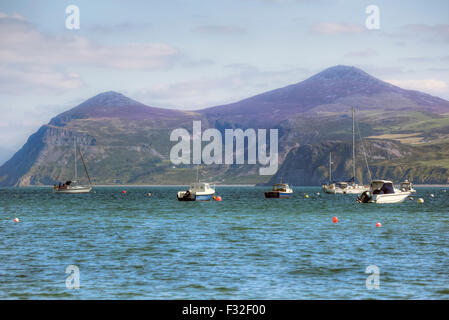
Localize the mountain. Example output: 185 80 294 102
201 65 449 126
1 65 449 187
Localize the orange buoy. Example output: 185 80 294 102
215 196 222 201
332 216 338 223
13 218 19 223
121 190 127 194
376 222 382 227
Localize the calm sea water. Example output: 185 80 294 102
0 186 448 299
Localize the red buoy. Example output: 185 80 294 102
13 218 19 223
121 190 127 194
376 222 382 227
332 216 338 223
215 196 222 201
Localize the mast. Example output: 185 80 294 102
74 140 77 182
196 165 199 182
78 147 92 187
352 107 356 182
329 152 332 182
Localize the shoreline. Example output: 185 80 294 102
6 184 449 188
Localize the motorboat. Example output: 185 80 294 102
400 180 416 193
265 182 293 198
357 180 411 203
177 182 215 201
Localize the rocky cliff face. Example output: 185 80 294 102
266 140 449 185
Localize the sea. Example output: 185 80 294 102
0 186 448 299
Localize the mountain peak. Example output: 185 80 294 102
79 91 145 108
308 65 374 82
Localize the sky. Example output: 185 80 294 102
0 0 448 164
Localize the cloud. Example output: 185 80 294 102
193 25 247 35
312 22 365 35
386 79 448 94
0 66 84 94
344 48 378 58
401 24 449 42
0 12 179 93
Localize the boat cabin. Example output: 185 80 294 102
272 184 290 192
370 180 395 194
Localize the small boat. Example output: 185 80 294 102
54 141 92 194
357 180 411 204
399 180 416 193
177 182 215 201
323 181 369 194
177 166 215 201
265 182 293 198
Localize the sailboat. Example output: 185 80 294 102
53 141 93 194
322 107 369 195
177 165 215 201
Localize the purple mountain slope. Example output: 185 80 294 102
50 91 191 126
199 65 449 125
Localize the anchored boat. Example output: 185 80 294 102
357 180 411 203
53 141 92 194
322 107 369 195
265 181 293 198
177 182 215 201
177 166 215 201
400 180 416 193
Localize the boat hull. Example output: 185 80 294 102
370 192 410 203
264 191 292 198
177 191 215 201
54 186 92 194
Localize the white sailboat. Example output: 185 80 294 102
322 107 369 194
53 141 92 194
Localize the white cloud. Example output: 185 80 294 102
386 79 449 93
312 22 365 35
0 12 179 94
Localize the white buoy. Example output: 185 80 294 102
13 218 19 223
430 194 434 198
418 198 424 203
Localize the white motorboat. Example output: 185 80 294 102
177 166 215 201
357 180 411 204
177 182 215 201
400 180 416 193
54 141 93 194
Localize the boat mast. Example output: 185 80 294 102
74 140 77 182
196 165 199 182
352 107 356 182
329 152 332 182
78 147 92 187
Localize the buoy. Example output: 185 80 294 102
332 216 338 223
215 196 222 201
418 198 424 203
430 194 434 198
376 222 382 227
121 190 127 194
147 192 152 197
305 194 309 198
443 189 447 193
13 218 19 223
316 192 320 196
